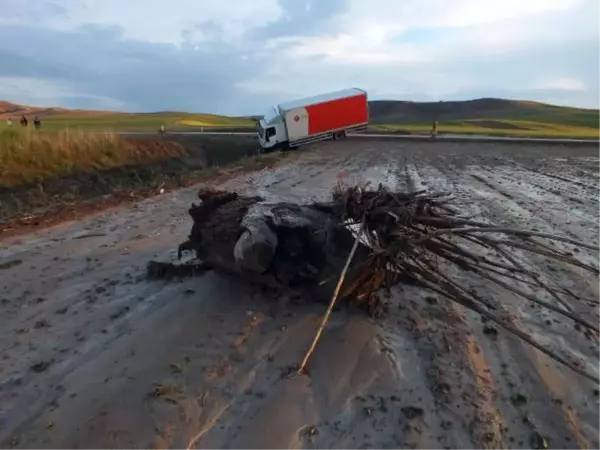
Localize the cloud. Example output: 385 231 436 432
0 23 269 114
251 0 349 39
536 78 587 92
0 0 69 24
0 0 597 113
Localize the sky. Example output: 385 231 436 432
0 0 598 114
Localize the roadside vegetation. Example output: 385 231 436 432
0 128 186 189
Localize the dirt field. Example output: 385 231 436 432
0 139 598 449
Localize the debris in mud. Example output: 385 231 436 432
146 260 211 279
531 431 549 449
33 319 50 329
155 184 599 382
401 406 425 419
0 259 22 270
169 363 183 374
425 296 437 304
73 232 107 240
30 360 53 372
482 325 498 336
109 306 130 321
511 393 528 406
149 383 181 397
305 425 318 437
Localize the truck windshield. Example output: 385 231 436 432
263 107 280 126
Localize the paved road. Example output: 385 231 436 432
121 130 599 145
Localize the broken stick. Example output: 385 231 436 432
297 221 365 375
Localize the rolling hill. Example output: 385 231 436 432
368 98 599 128
367 98 598 138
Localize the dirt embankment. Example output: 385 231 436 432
0 134 273 237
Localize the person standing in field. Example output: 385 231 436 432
20 115 28 127
6 117 12 127
34 116 41 129
431 119 439 138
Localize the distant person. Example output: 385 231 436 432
159 123 165 134
6 117 12 127
20 115 28 127
431 120 438 138
34 116 41 129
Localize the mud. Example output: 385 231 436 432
0 139 598 449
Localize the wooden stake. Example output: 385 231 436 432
297 222 364 375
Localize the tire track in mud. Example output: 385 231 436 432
382 286 510 448
379 150 515 448
509 161 600 193
384 255 522 448
493 156 599 203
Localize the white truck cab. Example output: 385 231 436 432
258 107 288 150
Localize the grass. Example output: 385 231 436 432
1 112 255 132
0 127 186 189
371 119 599 139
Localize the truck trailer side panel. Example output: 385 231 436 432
307 94 368 135
283 93 368 143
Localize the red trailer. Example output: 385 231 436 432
258 88 368 150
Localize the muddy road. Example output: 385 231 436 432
0 140 598 449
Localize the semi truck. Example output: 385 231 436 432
257 88 368 151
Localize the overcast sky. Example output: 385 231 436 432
0 0 598 114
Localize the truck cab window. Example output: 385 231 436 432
266 127 276 140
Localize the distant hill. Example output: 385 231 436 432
0 101 58 118
367 98 599 128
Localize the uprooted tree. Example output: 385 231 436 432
148 184 599 382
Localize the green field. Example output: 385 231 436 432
371 119 599 139
1 111 255 132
